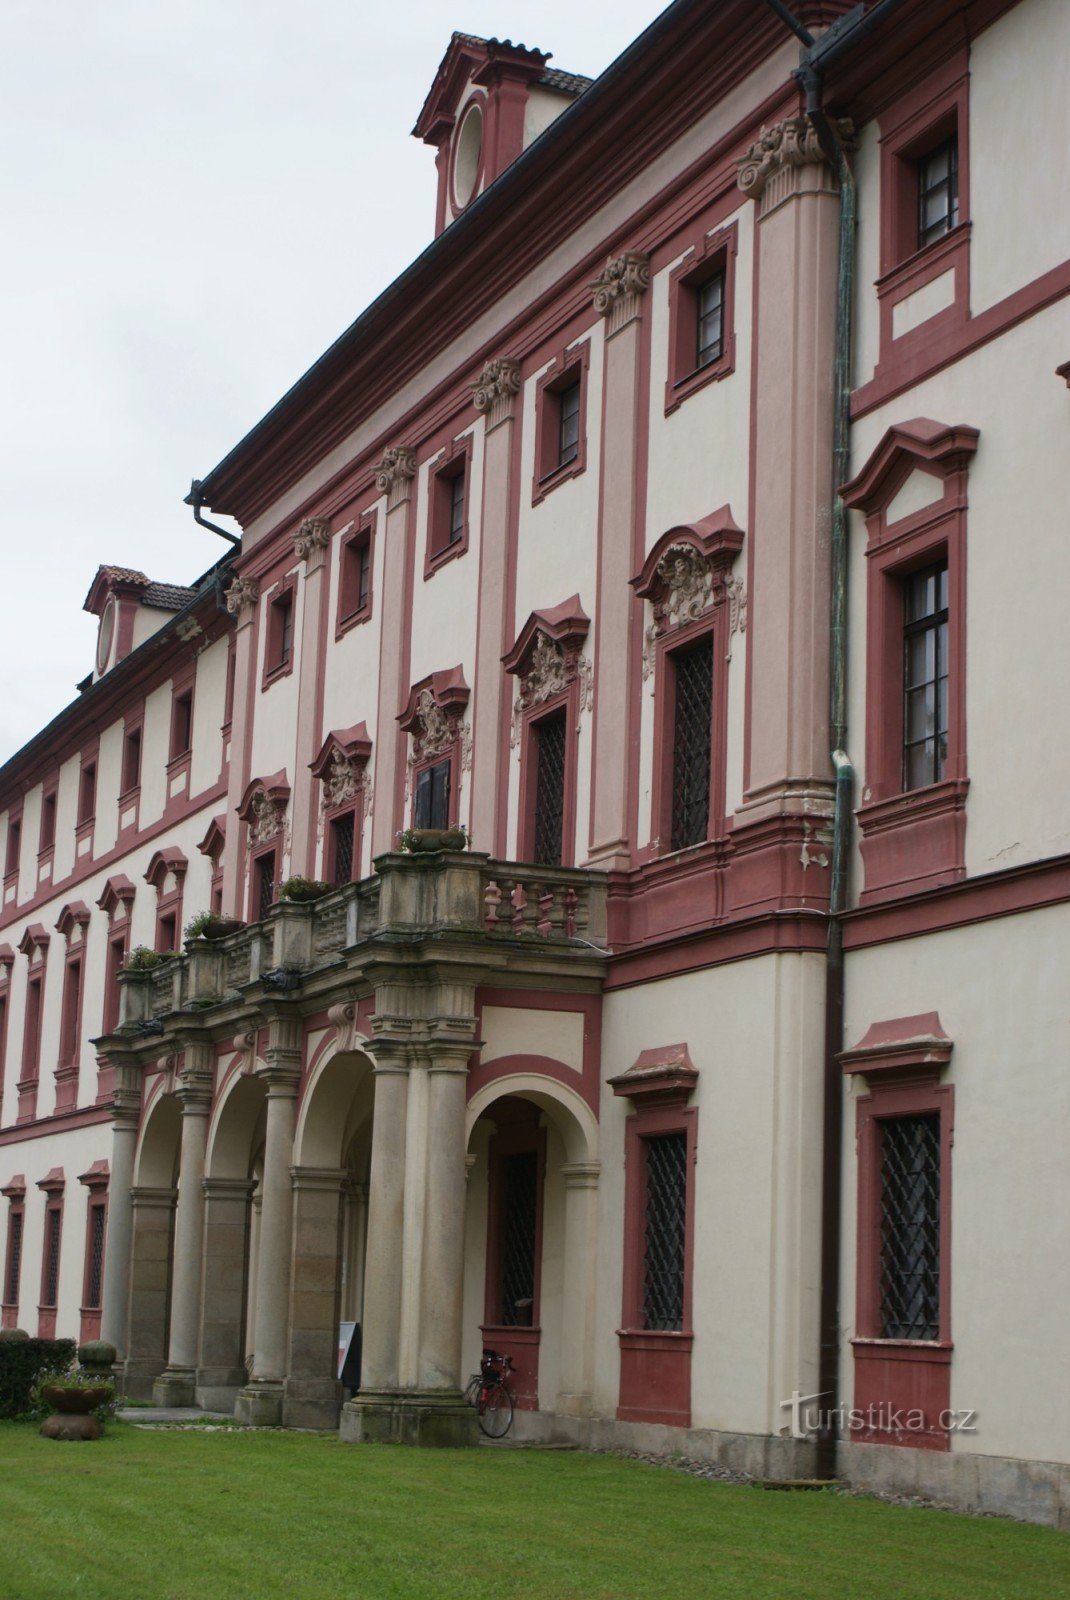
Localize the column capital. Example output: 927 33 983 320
374 446 417 510
560 1160 601 1190
737 117 855 215
591 250 650 333
290 1165 348 1193
293 517 331 561
224 574 260 622
130 1185 177 1207
472 357 522 430
202 1176 256 1200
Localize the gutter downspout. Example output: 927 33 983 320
184 478 241 547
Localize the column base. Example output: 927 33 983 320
234 1380 285 1426
196 1367 246 1413
340 1389 479 1448
153 1368 197 1407
283 1376 343 1430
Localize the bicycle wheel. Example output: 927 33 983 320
463 1375 482 1410
478 1381 513 1439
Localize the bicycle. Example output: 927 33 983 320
464 1348 514 1438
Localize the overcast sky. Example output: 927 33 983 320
0 0 663 763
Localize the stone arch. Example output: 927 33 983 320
126 1085 182 1395
292 1041 375 1170
205 1062 268 1181
133 1083 181 1189
465 1065 598 1165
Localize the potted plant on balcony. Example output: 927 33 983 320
122 945 164 973
277 875 332 904
184 910 244 943
396 824 469 855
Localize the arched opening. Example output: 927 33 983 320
464 1070 599 1421
125 1087 181 1396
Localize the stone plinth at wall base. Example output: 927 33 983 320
195 1365 246 1414
152 1369 197 1408
41 1414 103 1441
123 1359 166 1401
506 1409 819 1481
340 1390 479 1448
838 1439 1070 1529
283 1376 343 1430
234 1381 285 1426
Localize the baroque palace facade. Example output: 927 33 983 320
2 0 1069 1524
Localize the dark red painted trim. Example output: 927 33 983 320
531 340 591 506
335 510 377 638
470 986 603 1117
843 851 1070 949
664 219 738 415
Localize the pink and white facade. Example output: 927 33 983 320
1 0 1068 1523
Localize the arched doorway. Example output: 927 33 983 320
125 1085 181 1397
464 1071 599 1422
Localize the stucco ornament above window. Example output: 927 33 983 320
310 724 373 811
237 772 291 847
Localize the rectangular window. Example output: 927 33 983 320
413 758 451 831
428 457 470 569
103 936 126 1034
329 812 355 887
254 852 276 919
171 690 193 760
642 1132 687 1332
21 977 42 1086
902 560 948 791
497 1151 538 1328
42 1206 61 1308
917 136 958 251
86 1204 106 1309
532 710 567 868
156 912 177 954
266 591 294 676
59 958 82 1066
879 1114 941 1341
77 763 96 826
4 1209 23 1307
121 726 142 793
4 817 21 878
669 635 714 851
696 271 725 369
557 381 580 468
449 471 465 544
340 530 372 620
223 647 237 728
39 792 57 854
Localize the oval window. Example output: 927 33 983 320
453 101 483 210
97 599 115 673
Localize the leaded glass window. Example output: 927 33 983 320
532 710 567 867
879 1114 941 1340
670 634 713 851
87 1206 105 1309
43 1207 61 1308
5 1211 22 1305
330 812 355 886
642 1132 687 1331
499 1151 537 1327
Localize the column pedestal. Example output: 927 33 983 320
339 1390 477 1448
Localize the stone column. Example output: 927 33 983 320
349 1042 409 1397
728 118 851 914
235 1014 301 1425
123 1187 176 1398
196 1177 254 1412
288 520 332 877
556 1161 601 1416
283 1166 346 1428
99 1061 140 1363
369 449 416 857
587 252 650 870
470 358 521 856
153 1048 213 1406
221 574 260 918
417 1046 471 1393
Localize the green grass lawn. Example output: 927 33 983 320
1 1422 1067 1600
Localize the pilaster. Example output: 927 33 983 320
370 448 417 857
153 1043 213 1407
98 1059 141 1362
221 575 260 917
288 520 332 877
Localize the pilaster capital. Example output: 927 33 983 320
293 517 331 561
175 1073 213 1114
737 117 855 214
102 1057 143 1129
374 446 417 510
472 357 522 429
224 574 260 621
591 250 650 333
202 1176 256 1200
560 1160 601 1190
290 1165 348 1193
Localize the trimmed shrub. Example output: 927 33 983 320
0 1336 77 1418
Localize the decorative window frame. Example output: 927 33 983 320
16 924 50 1124
665 219 738 415
425 434 474 578
77 1160 109 1343
336 511 377 637
480 1097 546 1411
610 1044 699 1427
531 339 591 506
875 54 970 383
145 847 188 955
197 815 227 916
631 508 745 860
54 902 90 1113
238 772 290 920
1 1174 25 1329
36 1167 65 1340
398 668 471 831
97 875 135 1039
118 706 145 837
262 572 298 689
841 1012 954 1451
310 724 372 884
842 419 978 905
503 596 591 868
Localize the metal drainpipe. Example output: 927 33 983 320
184 477 241 547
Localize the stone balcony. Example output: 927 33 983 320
117 851 608 1036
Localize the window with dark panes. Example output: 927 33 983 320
642 1132 687 1332
78 762 97 824
414 758 451 830
341 531 372 619
879 1114 941 1340
5 1210 23 1305
43 1206 62 1307
557 381 581 468
696 271 725 368
255 853 276 919
498 1151 538 1327
330 811 355 886
121 727 142 793
670 634 713 851
917 137 958 250
902 560 948 791
40 792 57 853
449 470 465 545
4 818 21 877
532 709 567 867
86 1205 106 1309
